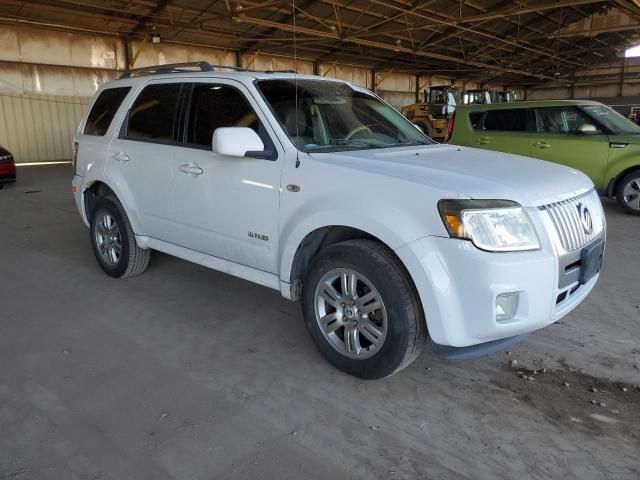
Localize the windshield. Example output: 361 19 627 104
256 79 433 153
580 104 640 135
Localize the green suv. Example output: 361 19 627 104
447 100 640 214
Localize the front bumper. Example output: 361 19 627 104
396 233 601 348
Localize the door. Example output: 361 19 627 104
106 82 185 238
530 106 608 186
468 108 532 156
171 81 283 274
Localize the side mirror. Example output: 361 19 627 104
576 123 600 134
212 127 274 159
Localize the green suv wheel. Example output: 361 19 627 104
616 170 640 216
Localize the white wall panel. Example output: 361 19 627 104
0 62 118 97
243 53 313 74
0 25 124 69
133 41 236 68
0 94 89 162
378 91 415 110
375 71 414 93
319 64 372 89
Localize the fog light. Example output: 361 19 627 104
496 292 519 322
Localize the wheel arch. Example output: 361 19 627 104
285 225 424 313
605 164 640 198
82 179 144 235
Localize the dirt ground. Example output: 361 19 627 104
0 165 638 480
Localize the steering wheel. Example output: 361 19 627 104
344 125 373 140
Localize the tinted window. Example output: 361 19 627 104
535 106 594 134
127 84 182 141
469 111 485 130
84 87 130 136
186 84 266 148
482 109 527 132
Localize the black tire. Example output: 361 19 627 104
301 239 426 379
615 170 640 216
89 196 150 278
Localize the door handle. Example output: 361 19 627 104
179 163 203 176
112 152 130 162
534 141 551 149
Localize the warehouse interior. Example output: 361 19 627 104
1 0 640 161
1 1 639 479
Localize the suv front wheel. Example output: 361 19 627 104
90 196 150 278
302 240 426 379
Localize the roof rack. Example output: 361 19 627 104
119 61 297 79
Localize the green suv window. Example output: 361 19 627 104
470 109 532 132
534 106 596 134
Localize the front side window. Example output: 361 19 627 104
84 87 131 136
482 109 528 132
185 84 269 148
580 104 640 135
535 106 595 134
256 79 432 152
126 83 182 141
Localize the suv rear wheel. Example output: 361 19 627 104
90 196 150 278
616 169 640 215
302 239 426 379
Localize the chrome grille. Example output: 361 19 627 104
542 189 605 253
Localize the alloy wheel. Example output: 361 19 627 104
94 211 122 265
314 268 388 359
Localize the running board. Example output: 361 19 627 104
135 235 281 291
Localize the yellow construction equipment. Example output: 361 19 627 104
401 86 461 141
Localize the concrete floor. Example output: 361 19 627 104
1 165 639 480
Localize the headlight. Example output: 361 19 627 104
438 199 540 252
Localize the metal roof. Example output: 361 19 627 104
0 0 638 86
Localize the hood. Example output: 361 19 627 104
310 144 593 207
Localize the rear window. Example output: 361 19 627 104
84 87 131 136
469 111 484 130
482 109 527 132
126 84 183 141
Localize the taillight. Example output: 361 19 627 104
72 142 79 174
444 112 455 143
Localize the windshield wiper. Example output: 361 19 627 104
331 139 388 148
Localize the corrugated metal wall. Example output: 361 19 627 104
0 93 89 162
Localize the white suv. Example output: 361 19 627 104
72 62 605 379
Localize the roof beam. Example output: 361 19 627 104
230 13 567 81
445 0 605 25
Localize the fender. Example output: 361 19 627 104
278 189 449 284
81 174 146 239
603 144 640 196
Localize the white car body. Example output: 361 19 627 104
72 70 605 352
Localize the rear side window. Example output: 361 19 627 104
84 87 131 136
126 84 183 141
482 109 527 132
185 84 272 150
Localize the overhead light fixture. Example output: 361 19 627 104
151 34 161 44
